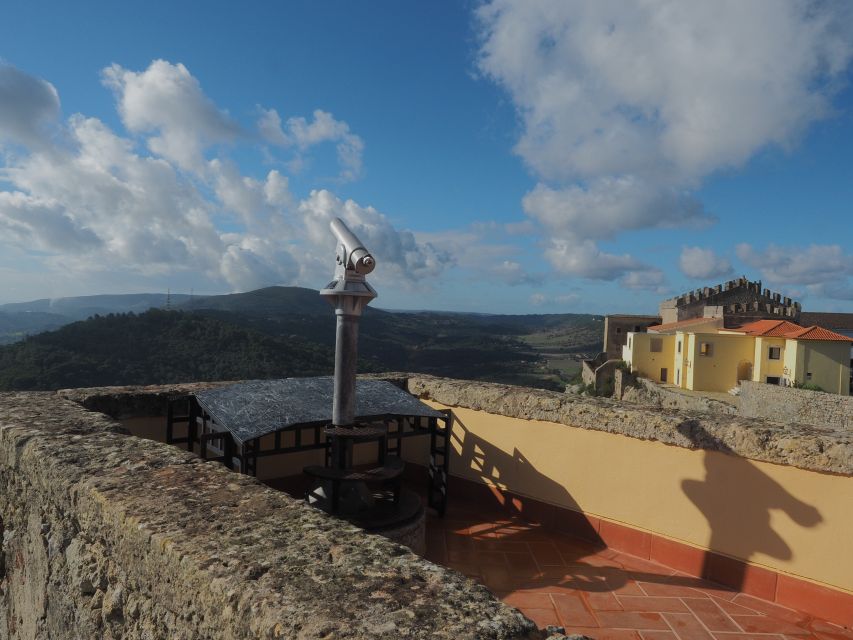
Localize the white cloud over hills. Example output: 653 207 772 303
0 60 448 297
475 0 853 293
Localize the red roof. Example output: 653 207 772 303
732 320 803 337
647 317 720 332
732 319 852 342
784 326 853 342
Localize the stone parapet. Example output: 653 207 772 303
405 375 852 476
621 377 738 416
739 381 852 431
0 390 538 639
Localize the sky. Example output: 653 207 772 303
1 0 852 315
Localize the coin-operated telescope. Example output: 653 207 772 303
319 218 377 428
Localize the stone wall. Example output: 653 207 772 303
620 377 738 416
0 390 539 640
659 277 800 326
739 381 852 430
602 315 660 360
405 375 852 475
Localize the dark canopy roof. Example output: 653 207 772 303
193 377 445 443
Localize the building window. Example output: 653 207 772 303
677 341 682 354
634 325 640 332
768 346 781 360
806 372 812 380
676 370 680 385
650 338 663 353
616 327 622 334
628 336 632 347
699 342 713 357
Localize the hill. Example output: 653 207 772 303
0 310 339 391
0 292 193 319
0 286 604 391
181 288 603 387
0 311 68 345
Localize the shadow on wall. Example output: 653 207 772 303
441 414 825 598
677 421 822 591
451 414 602 544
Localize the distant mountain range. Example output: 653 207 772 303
0 293 191 344
0 286 604 391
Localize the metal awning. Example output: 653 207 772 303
193 377 444 444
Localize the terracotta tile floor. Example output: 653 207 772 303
424 502 852 640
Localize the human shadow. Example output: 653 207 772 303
677 420 822 591
428 414 823 600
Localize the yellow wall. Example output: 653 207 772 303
411 402 853 595
783 339 804 386
625 332 676 383
797 340 851 395
674 332 688 388
687 333 755 392
753 337 786 382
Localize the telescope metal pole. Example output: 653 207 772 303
332 307 359 427
319 217 377 468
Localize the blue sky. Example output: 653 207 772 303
1 1 852 314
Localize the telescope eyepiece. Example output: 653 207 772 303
330 218 375 275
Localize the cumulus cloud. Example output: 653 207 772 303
620 268 667 292
477 1 853 183
102 60 242 172
522 178 712 241
679 246 733 280
736 243 853 286
0 191 100 252
544 238 642 280
0 63 60 147
258 107 364 182
475 0 853 284
529 292 579 307
296 189 450 284
0 62 446 295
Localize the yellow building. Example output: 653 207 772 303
623 318 852 395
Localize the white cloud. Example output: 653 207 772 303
413 225 544 286
544 237 642 280
102 60 242 172
806 281 853 302
679 246 733 280
494 260 543 286
620 268 667 292
476 1 853 184
296 189 451 284
475 0 853 283
522 178 712 241
529 292 580 307
0 63 60 147
736 243 853 286
0 62 446 296
0 191 100 252
258 108 364 182
257 108 290 146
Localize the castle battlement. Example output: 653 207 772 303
660 277 800 326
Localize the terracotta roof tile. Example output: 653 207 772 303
784 325 853 342
733 320 803 337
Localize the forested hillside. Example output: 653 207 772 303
0 310 340 390
0 287 603 391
